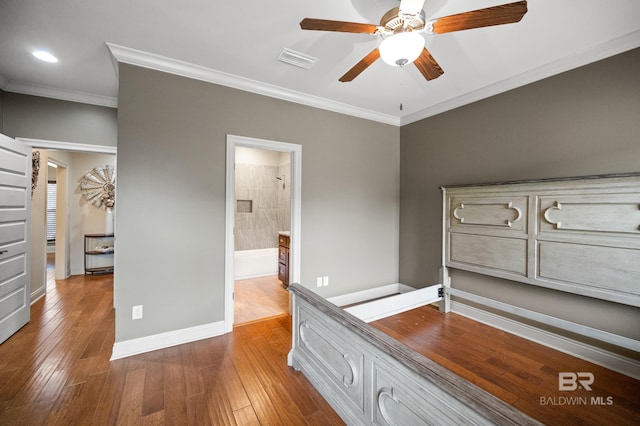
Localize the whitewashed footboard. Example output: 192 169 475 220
288 283 540 426
442 173 640 308
439 174 640 356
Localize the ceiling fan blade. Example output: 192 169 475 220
413 48 444 81
432 0 528 34
300 18 378 34
399 0 426 15
339 49 381 82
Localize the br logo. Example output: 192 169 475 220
558 372 594 391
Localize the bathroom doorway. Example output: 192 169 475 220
233 146 290 324
224 135 302 332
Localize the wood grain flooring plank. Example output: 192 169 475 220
263 381 309 426
230 342 284 425
233 405 260 425
0 401 55 426
92 359 132 424
47 371 108 425
180 343 206 398
293 373 346 426
115 367 145 424
217 358 252 411
141 409 165 426
236 328 324 418
204 378 238 426
185 392 213 426
141 351 165 417
7 357 61 409
161 346 189 424
44 381 86 425
371 305 640 425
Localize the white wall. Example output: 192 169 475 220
69 152 116 275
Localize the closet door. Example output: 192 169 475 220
0 133 32 344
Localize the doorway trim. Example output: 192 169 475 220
225 135 302 332
18 138 117 154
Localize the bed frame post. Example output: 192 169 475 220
439 186 451 313
287 288 298 368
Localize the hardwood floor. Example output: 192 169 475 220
4 261 637 425
234 276 289 325
0 272 343 425
371 304 640 425
46 252 55 283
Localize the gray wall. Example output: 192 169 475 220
1 92 117 146
400 48 640 343
116 64 400 341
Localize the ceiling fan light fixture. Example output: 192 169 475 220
379 32 424 67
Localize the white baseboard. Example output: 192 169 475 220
451 300 640 380
235 271 278 280
30 286 46 305
326 283 417 307
110 320 226 360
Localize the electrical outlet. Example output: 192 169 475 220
132 305 143 320
317 277 323 288
323 276 329 287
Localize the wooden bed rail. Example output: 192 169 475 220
287 283 541 425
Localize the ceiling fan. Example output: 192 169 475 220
300 0 528 82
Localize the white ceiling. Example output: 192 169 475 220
1 0 639 126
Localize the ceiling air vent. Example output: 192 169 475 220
277 48 318 69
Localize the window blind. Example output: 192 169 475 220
47 182 56 241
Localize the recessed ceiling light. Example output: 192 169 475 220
32 50 58 63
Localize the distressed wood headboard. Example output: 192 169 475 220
442 174 640 307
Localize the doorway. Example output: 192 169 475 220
233 146 290 324
19 138 117 301
46 158 69 286
225 135 302 332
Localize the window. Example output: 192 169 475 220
47 182 56 241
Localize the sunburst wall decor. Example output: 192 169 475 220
80 165 116 208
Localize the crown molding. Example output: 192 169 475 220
402 30 640 125
3 81 117 108
106 43 400 126
8 31 634 127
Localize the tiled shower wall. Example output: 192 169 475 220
235 162 290 251
277 162 291 237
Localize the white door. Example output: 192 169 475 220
0 133 32 344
